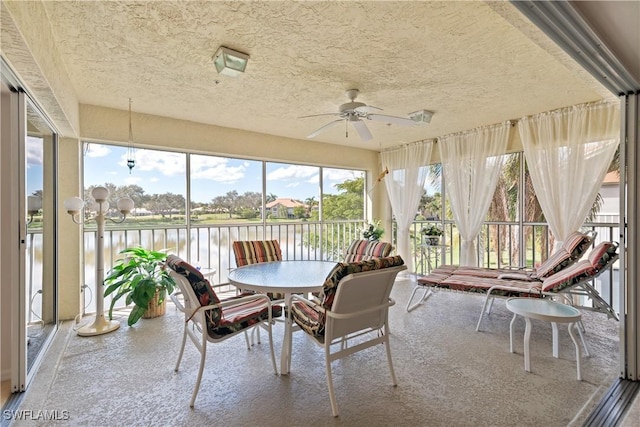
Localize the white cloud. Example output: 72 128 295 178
85 143 111 158
26 137 43 167
267 165 318 181
191 156 247 183
121 149 185 176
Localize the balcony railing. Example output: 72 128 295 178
55 219 620 318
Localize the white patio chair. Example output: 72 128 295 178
166 255 280 407
288 256 406 417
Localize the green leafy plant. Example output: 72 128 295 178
421 224 443 236
104 247 175 326
362 220 384 241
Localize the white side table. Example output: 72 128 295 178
505 298 590 381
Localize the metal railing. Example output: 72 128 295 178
406 220 621 314
65 219 621 317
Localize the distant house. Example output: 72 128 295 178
597 171 620 223
265 198 306 219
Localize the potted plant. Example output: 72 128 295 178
104 247 175 326
421 224 443 245
362 220 384 241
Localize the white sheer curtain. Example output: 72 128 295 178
519 100 620 251
439 122 511 266
381 141 434 272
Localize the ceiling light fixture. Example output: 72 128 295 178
409 110 434 125
213 46 249 77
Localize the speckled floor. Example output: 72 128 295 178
14 276 628 426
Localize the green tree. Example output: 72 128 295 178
322 176 364 220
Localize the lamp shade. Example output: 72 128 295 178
117 197 134 214
63 197 84 213
213 46 249 77
27 195 42 212
91 186 110 202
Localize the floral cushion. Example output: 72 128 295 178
166 254 281 339
291 255 404 339
435 274 543 298
587 241 619 271
561 231 594 259
343 240 393 262
541 260 595 293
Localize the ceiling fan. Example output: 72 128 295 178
300 89 416 142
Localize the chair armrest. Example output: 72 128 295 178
324 297 396 320
169 291 185 312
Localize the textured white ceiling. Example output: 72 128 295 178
37 0 612 150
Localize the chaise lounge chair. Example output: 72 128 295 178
407 233 619 331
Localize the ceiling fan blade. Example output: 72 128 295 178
351 119 373 141
367 113 416 126
307 119 344 138
299 112 341 119
354 105 383 114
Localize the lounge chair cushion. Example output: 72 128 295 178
291 255 404 339
561 230 594 259
343 240 393 262
167 254 281 339
435 274 543 298
534 249 573 279
588 241 619 271
541 260 595 293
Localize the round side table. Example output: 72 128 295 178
506 297 590 380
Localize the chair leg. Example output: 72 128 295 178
476 294 494 331
175 325 188 372
266 321 278 375
325 346 339 417
190 336 207 408
384 330 398 387
243 330 251 349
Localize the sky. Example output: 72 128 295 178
81 143 365 203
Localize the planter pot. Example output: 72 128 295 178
142 289 166 319
423 236 441 246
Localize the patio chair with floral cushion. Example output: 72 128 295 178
289 255 406 417
166 255 282 407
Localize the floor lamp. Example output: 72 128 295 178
64 186 134 337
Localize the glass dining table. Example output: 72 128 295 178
228 260 337 374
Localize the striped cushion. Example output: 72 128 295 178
343 239 393 262
232 240 283 266
541 260 595 293
232 241 258 266
253 240 282 263
561 231 593 259
291 255 404 339
232 240 284 300
436 274 543 298
587 241 618 271
534 249 573 279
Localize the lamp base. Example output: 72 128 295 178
77 313 120 337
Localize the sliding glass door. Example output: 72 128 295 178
1 61 58 405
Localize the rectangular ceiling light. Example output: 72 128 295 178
213 46 249 77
